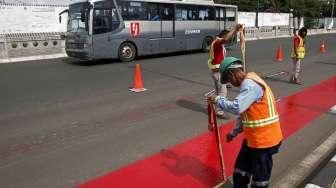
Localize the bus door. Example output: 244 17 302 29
92 1 120 58
160 4 174 38
159 4 175 53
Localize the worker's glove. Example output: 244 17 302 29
226 133 235 142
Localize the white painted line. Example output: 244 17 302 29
329 105 336 114
264 71 287 78
331 154 336 163
305 183 323 188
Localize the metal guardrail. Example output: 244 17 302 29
244 26 336 40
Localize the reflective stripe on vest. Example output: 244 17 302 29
242 115 279 127
291 35 305 59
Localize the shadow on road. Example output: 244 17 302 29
160 149 220 187
63 58 121 66
176 98 207 115
313 61 336 65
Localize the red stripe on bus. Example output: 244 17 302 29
79 76 336 188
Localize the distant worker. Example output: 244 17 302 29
290 27 307 84
208 57 283 188
207 24 242 118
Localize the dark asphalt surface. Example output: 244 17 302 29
0 34 335 188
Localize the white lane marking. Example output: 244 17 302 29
305 183 323 188
331 154 336 162
329 105 336 114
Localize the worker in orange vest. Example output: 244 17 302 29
208 24 242 118
290 27 307 84
208 57 283 188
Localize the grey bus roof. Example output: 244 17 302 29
122 0 237 7
0 0 71 6
69 0 237 8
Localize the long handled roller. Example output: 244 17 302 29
207 101 227 182
239 25 247 72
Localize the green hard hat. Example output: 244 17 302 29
219 56 243 74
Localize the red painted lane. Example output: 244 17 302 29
79 76 336 188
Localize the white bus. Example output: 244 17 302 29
61 0 238 61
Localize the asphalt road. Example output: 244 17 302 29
0 33 335 188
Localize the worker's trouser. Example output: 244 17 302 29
210 71 227 97
291 58 303 80
233 140 281 188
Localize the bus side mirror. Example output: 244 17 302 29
59 9 68 23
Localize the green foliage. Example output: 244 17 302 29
215 0 333 18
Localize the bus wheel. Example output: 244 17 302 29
119 42 136 62
202 37 213 52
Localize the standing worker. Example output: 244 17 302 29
208 25 242 118
290 27 307 84
208 57 283 188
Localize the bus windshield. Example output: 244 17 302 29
68 2 89 33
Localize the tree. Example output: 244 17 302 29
215 0 327 18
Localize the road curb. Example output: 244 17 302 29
272 130 336 188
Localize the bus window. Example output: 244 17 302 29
220 8 224 21
93 1 120 34
160 4 174 21
175 5 188 21
225 8 236 21
198 6 215 20
120 1 147 20
148 3 160 21
188 6 198 20
93 10 111 34
215 8 220 21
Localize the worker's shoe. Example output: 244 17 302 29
294 80 303 85
289 76 295 83
290 76 303 85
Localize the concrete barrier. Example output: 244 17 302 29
0 32 66 63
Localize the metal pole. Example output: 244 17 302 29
331 0 335 18
255 0 259 27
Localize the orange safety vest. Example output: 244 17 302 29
241 72 283 148
291 35 305 59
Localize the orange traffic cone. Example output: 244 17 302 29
129 64 147 92
319 40 326 53
275 45 283 61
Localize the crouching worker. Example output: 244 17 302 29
208 57 283 188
